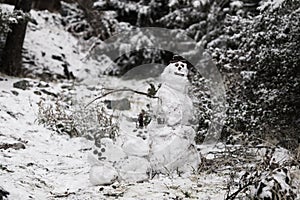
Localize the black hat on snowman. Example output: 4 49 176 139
169 55 187 63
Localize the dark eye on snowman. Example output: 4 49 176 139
181 64 184 68
175 63 179 67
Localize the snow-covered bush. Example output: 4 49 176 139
61 2 94 40
37 98 79 137
210 0 300 147
37 98 119 141
73 103 119 142
74 0 263 78
190 73 212 143
225 147 297 199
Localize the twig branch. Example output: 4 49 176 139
50 192 76 198
85 88 160 108
225 182 252 200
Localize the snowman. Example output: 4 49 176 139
88 57 200 185
148 58 200 175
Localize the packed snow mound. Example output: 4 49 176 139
149 126 199 174
89 164 118 185
89 61 199 185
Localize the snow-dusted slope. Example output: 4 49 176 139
23 6 104 82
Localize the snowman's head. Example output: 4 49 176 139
161 61 189 80
160 61 189 91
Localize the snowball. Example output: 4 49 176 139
89 164 118 185
149 126 199 174
122 136 149 157
116 156 150 182
101 142 127 163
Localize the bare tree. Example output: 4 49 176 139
0 0 32 76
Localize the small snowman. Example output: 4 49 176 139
148 56 199 174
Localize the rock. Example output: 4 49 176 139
0 142 26 150
40 89 58 98
34 91 42 96
104 98 131 111
0 186 9 200
37 82 50 88
11 90 19 96
13 80 30 90
89 164 118 186
51 54 64 62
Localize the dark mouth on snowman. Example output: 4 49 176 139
174 72 185 77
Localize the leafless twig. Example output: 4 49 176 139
85 88 161 108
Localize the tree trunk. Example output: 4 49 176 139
0 0 32 76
